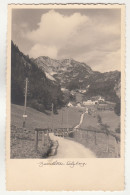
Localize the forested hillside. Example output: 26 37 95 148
11 41 65 113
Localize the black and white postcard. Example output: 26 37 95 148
6 4 125 191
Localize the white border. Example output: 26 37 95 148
0 0 130 194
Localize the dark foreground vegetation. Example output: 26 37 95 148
11 41 65 113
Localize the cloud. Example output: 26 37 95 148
22 9 121 72
20 22 28 28
56 12 121 72
75 49 121 72
29 44 57 58
25 10 88 58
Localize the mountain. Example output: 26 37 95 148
11 40 120 112
85 70 121 102
33 56 121 102
11 42 65 113
33 57 93 86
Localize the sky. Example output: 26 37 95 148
12 8 121 72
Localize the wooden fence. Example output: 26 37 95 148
34 128 52 150
11 125 120 158
79 128 120 157
53 127 120 158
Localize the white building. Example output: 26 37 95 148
98 96 105 102
76 103 81 107
83 100 95 105
79 89 86 94
67 102 73 107
61 88 68 92
70 90 76 95
91 96 105 102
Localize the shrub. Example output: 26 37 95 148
97 114 102 124
114 101 120 116
28 99 45 112
115 125 120 133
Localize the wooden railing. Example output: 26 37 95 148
34 128 52 150
11 125 120 158
53 127 120 158
78 128 120 157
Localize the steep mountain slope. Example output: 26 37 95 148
34 57 93 86
85 70 121 101
11 42 65 112
34 56 121 102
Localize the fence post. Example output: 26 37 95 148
94 131 97 145
82 131 84 139
42 131 45 146
47 129 49 137
115 138 120 157
47 129 49 144
114 137 118 157
87 130 88 138
117 141 120 157
35 130 38 150
79 130 81 140
106 134 109 153
75 131 78 141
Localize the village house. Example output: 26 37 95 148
70 90 76 96
98 96 105 102
76 102 82 107
67 102 73 107
78 89 86 94
91 96 105 102
61 88 69 92
83 100 95 105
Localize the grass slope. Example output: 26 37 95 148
11 104 83 130
11 104 120 158
11 104 83 158
81 110 120 131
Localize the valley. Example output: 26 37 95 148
11 41 121 159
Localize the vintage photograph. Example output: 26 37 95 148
10 7 121 159
6 4 125 191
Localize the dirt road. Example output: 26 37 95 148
49 133 96 158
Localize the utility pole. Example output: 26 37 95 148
23 77 28 129
67 107 69 131
61 108 63 126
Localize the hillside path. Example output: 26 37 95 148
49 133 96 158
74 107 88 129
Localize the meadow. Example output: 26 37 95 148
11 104 84 129
11 104 120 158
11 104 83 158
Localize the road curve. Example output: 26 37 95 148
49 133 96 158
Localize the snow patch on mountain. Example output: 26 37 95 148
45 72 56 81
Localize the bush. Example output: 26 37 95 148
115 125 120 133
97 114 102 124
28 99 45 112
114 101 120 116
